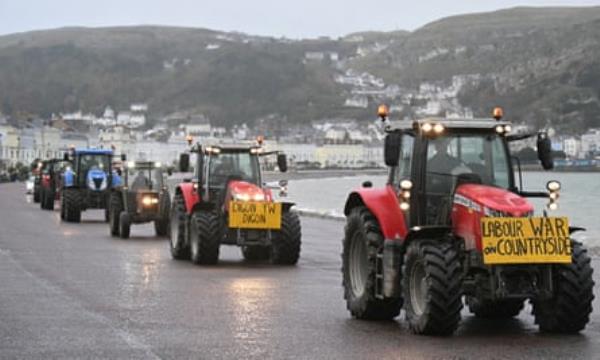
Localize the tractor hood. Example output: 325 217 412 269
455 184 533 217
227 180 272 202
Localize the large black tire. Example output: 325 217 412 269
342 207 402 320
33 186 41 203
119 212 131 239
467 298 524 319
190 211 222 265
155 194 170 237
62 189 82 223
41 188 55 210
109 193 123 237
403 240 463 335
271 211 302 265
533 241 594 333
169 193 189 260
242 246 271 262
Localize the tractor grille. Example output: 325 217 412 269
92 178 103 190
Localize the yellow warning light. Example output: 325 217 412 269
256 135 264 145
377 104 389 119
493 107 504 121
186 135 193 145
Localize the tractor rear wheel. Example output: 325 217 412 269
467 298 524 319
190 211 222 265
63 189 81 223
109 193 123 237
119 212 131 239
45 190 55 210
271 211 301 265
155 193 170 237
33 186 41 203
169 193 189 260
403 240 463 335
533 241 594 333
242 246 270 262
342 206 402 320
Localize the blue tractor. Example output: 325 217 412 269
61 148 123 223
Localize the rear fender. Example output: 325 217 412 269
63 169 75 188
344 185 408 241
177 183 200 214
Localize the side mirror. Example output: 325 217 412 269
63 152 69 161
384 133 401 167
121 154 127 161
277 154 288 173
167 168 173 176
179 153 190 173
537 133 554 170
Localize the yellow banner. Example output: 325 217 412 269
481 217 571 264
229 201 282 230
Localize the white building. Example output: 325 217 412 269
581 129 600 155
563 137 581 158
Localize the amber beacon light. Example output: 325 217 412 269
493 107 504 121
377 104 389 120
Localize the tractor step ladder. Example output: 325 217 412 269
375 252 384 299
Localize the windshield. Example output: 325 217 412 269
127 167 163 190
426 134 511 189
78 154 110 179
207 152 260 187
424 134 511 225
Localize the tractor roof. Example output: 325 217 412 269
388 117 511 132
74 148 113 155
128 161 162 169
198 141 260 153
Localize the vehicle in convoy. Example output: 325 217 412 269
108 160 171 239
342 106 594 335
26 175 35 194
32 162 43 202
61 148 123 223
170 140 301 265
39 159 71 210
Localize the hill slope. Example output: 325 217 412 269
1 7 600 132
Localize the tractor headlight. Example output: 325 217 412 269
398 179 412 212
142 195 159 206
233 193 251 202
546 180 561 211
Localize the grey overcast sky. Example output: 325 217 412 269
1 0 600 38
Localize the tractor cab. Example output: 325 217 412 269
341 106 593 336
382 117 552 228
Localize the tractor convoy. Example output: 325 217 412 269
26 106 594 337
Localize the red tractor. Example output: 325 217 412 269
342 106 594 335
170 141 301 265
39 159 71 210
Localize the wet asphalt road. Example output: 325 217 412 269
1 183 600 360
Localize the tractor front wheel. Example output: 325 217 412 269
533 241 594 333
109 193 122 236
402 240 463 335
119 212 131 239
62 189 81 223
342 206 402 320
271 211 301 265
33 186 41 203
189 211 222 265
